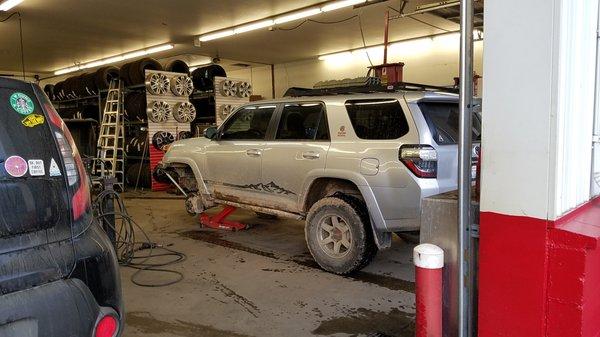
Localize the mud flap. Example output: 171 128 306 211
371 223 392 249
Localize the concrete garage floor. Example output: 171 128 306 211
120 193 417 337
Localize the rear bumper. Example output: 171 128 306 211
0 278 122 337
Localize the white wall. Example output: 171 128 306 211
554 0 599 213
273 34 483 97
482 0 599 220
481 0 559 219
226 65 273 99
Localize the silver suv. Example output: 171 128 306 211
156 89 481 274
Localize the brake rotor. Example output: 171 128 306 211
173 102 197 123
170 75 194 96
145 73 170 95
219 80 237 97
152 131 175 151
147 101 172 123
236 81 252 98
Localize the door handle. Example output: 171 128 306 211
302 151 320 160
246 149 262 157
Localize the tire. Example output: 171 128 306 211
305 194 377 275
164 59 189 74
44 84 55 101
54 81 65 100
119 62 133 87
124 92 146 121
95 66 119 91
129 57 163 86
191 64 226 91
126 162 151 188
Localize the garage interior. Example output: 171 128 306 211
0 0 599 337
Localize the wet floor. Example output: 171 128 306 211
120 195 417 337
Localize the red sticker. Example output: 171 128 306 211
4 156 28 177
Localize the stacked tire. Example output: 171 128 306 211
191 64 226 91
51 66 119 101
120 58 163 86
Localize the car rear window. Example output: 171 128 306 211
0 87 58 171
345 99 410 140
418 101 482 145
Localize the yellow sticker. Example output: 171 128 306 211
21 114 45 128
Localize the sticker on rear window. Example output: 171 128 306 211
21 114 45 128
49 158 62 177
28 159 45 176
10 92 35 115
4 156 28 177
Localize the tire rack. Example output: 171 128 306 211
213 76 251 126
145 70 192 191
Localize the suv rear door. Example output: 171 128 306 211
0 80 76 293
261 102 330 212
414 99 482 193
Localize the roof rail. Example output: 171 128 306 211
283 82 458 97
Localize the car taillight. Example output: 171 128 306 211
45 103 91 220
95 315 118 337
55 132 78 186
400 145 438 178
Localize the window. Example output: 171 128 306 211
220 105 276 140
345 99 409 140
418 102 482 145
276 103 329 141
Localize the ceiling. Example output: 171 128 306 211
0 0 471 75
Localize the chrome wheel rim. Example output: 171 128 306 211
171 76 194 96
148 101 171 123
174 102 196 123
317 215 352 258
146 73 170 95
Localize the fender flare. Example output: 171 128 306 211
300 170 392 249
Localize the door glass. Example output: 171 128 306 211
418 101 482 145
276 103 329 140
345 99 409 140
220 105 276 140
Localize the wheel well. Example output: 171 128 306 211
303 178 363 212
167 163 198 192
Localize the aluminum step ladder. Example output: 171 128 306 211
96 79 125 191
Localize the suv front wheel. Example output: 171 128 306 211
305 194 377 275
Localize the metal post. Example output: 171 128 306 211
458 0 474 336
383 10 390 64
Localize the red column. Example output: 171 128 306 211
414 244 444 337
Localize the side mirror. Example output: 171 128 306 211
204 126 218 140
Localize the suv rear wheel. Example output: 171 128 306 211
305 194 377 274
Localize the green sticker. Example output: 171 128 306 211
10 92 35 115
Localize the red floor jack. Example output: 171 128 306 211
199 205 249 231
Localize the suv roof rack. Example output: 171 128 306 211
284 82 459 97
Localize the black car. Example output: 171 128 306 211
0 77 123 337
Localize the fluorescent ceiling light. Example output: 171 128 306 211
234 20 274 34
274 8 322 24
199 29 235 42
54 43 174 75
319 30 484 62
318 51 352 61
0 0 24 11
321 0 366 12
198 0 365 42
